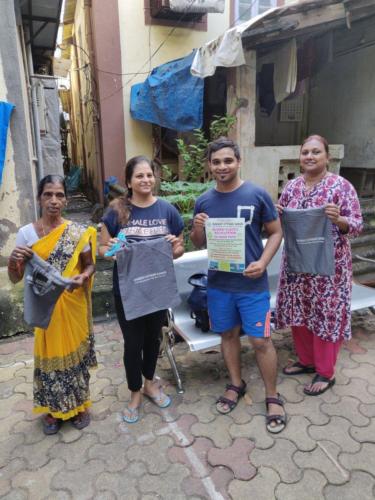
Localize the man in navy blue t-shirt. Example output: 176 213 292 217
191 137 286 433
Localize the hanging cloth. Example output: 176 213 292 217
273 38 297 103
0 101 15 186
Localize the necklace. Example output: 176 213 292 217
40 218 63 236
304 172 329 190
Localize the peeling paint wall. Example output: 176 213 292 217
308 21 375 169
0 1 37 264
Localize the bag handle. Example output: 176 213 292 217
188 273 208 289
29 268 55 296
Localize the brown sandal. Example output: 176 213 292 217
265 394 287 434
71 411 90 430
42 414 61 435
216 380 247 414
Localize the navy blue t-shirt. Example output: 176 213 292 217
102 198 184 295
194 181 278 293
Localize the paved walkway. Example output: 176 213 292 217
1 311 375 500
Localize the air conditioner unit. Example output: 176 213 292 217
150 0 224 20
170 0 224 13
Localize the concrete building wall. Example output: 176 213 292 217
254 18 375 171
0 1 37 264
308 44 375 169
118 2 232 160
0 1 37 336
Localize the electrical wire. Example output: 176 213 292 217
64 0 259 81
98 0 259 103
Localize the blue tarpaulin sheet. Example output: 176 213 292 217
130 51 203 131
0 101 15 186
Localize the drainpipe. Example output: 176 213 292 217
25 33 44 182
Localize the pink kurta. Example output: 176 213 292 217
275 174 363 342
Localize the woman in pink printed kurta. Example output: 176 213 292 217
276 135 363 395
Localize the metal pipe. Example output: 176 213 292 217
30 74 58 80
26 31 44 182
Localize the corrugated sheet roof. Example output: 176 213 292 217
21 0 64 60
241 0 375 48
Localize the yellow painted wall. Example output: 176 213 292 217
69 0 102 200
118 3 232 160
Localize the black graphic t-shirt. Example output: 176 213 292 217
102 198 184 295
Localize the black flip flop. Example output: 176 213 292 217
303 374 335 396
283 361 315 376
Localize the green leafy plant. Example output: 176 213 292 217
176 114 237 182
160 164 178 182
209 114 237 140
176 129 208 182
159 181 214 251
161 114 236 249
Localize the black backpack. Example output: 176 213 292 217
187 273 210 333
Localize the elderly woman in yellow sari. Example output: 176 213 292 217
8 175 97 435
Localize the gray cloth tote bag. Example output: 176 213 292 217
24 253 74 329
116 237 181 321
281 207 335 276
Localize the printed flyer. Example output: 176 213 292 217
205 218 245 273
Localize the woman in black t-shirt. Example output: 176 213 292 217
99 156 184 423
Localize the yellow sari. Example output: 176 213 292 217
31 221 97 420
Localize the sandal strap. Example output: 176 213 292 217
225 379 247 396
265 395 284 408
266 414 286 425
217 396 237 409
311 374 331 384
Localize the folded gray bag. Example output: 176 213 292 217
24 253 74 329
281 207 335 276
116 237 181 321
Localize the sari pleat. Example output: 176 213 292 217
31 221 97 420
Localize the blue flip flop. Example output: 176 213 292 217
144 390 171 409
123 406 140 424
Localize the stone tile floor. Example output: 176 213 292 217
1 311 375 499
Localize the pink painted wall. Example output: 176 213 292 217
91 0 126 185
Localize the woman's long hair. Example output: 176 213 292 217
111 156 155 225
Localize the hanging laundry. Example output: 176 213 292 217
0 101 15 186
273 38 297 103
257 63 276 116
191 8 278 78
297 38 317 81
